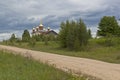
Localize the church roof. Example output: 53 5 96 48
39 24 43 27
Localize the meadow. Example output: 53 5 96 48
0 50 86 80
1 37 120 64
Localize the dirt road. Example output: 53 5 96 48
0 45 120 80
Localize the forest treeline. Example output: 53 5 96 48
4 16 120 51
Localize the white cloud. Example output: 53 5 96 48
0 30 23 41
0 0 120 40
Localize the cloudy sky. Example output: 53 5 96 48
0 0 120 40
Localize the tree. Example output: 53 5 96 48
88 29 92 39
59 19 89 51
59 21 69 48
97 16 120 37
9 34 16 41
22 30 30 42
9 33 18 45
29 37 36 47
66 20 76 49
78 19 89 47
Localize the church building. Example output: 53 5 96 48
32 21 58 36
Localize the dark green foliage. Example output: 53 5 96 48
22 30 30 42
104 38 114 47
88 29 92 39
32 35 44 41
32 34 57 46
66 21 76 49
9 34 16 42
9 34 18 45
32 34 57 42
74 38 80 51
47 34 57 41
78 19 89 46
59 19 89 51
44 36 48 45
103 35 115 47
94 36 120 47
29 37 36 47
59 21 69 48
97 16 120 37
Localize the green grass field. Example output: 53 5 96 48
0 50 86 80
1 38 120 64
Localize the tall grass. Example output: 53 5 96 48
1 38 120 63
0 50 85 80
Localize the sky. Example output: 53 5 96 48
0 0 120 40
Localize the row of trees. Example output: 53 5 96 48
9 29 57 46
59 16 120 50
9 30 31 42
59 19 92 51
9 19 92 50
8 16 120 50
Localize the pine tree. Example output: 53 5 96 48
59 21 69 48
59 19 89 51
9 33 17 44
10 34 16 41
88 29 92 39
22 30 30 42
78 19 89 46
66 21 76 50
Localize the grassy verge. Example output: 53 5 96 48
1 38 120 63
0 50 86 80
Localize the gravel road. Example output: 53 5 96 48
0 45 120 80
